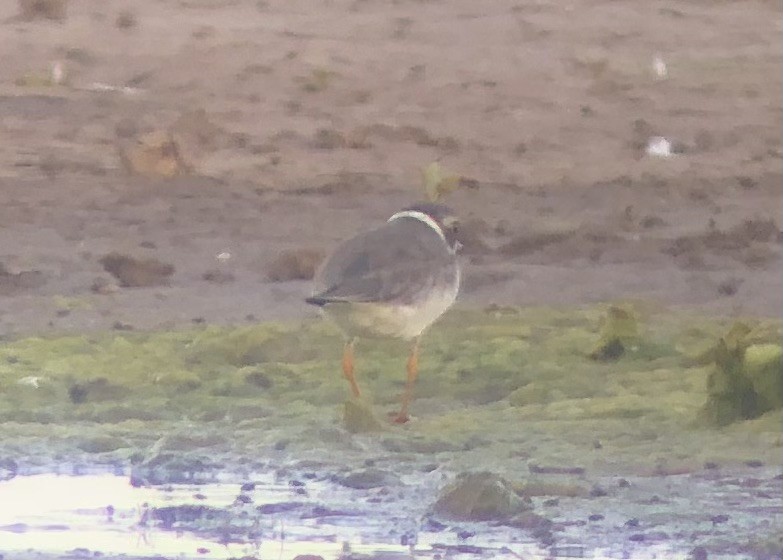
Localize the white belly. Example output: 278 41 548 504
322 279 459 341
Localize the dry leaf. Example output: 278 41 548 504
422 162 461 202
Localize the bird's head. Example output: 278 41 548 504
389 202 462 254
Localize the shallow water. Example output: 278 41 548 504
0 472 445 559
0 473 259 558
0 472 534 559
0 472 696 560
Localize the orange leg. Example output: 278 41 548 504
342 340 361 398
393 338 420 424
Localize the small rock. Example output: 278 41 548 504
431 472 532 521
266 248 324 282
421 516 447 532
505 511 555 546
340 468 400 490
507 511 554 535
131 450 217 486
629 533 646 542
118 130 190 179
99 252 174 287
202 269 235 284
90 277 119 294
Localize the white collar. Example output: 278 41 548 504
387 210 446 243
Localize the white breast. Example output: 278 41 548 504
395 265 460 339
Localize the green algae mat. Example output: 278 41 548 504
1 304 779 477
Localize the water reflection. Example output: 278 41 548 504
0 473 692 559
0 473 258 557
